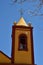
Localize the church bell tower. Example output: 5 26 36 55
11 17 35 65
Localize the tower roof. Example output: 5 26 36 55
16 17 28 26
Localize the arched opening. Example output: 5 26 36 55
18 34 28 51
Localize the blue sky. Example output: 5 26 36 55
0 0 43 65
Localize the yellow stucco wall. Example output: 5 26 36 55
14 28 32 64
0 52 11 63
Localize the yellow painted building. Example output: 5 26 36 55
0 17 35 65
0 51 11 63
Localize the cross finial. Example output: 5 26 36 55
19 8 24 18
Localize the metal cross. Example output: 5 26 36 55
19 8 25 17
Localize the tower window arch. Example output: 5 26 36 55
18 34 28 51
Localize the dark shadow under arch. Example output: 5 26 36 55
18 34 28 51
